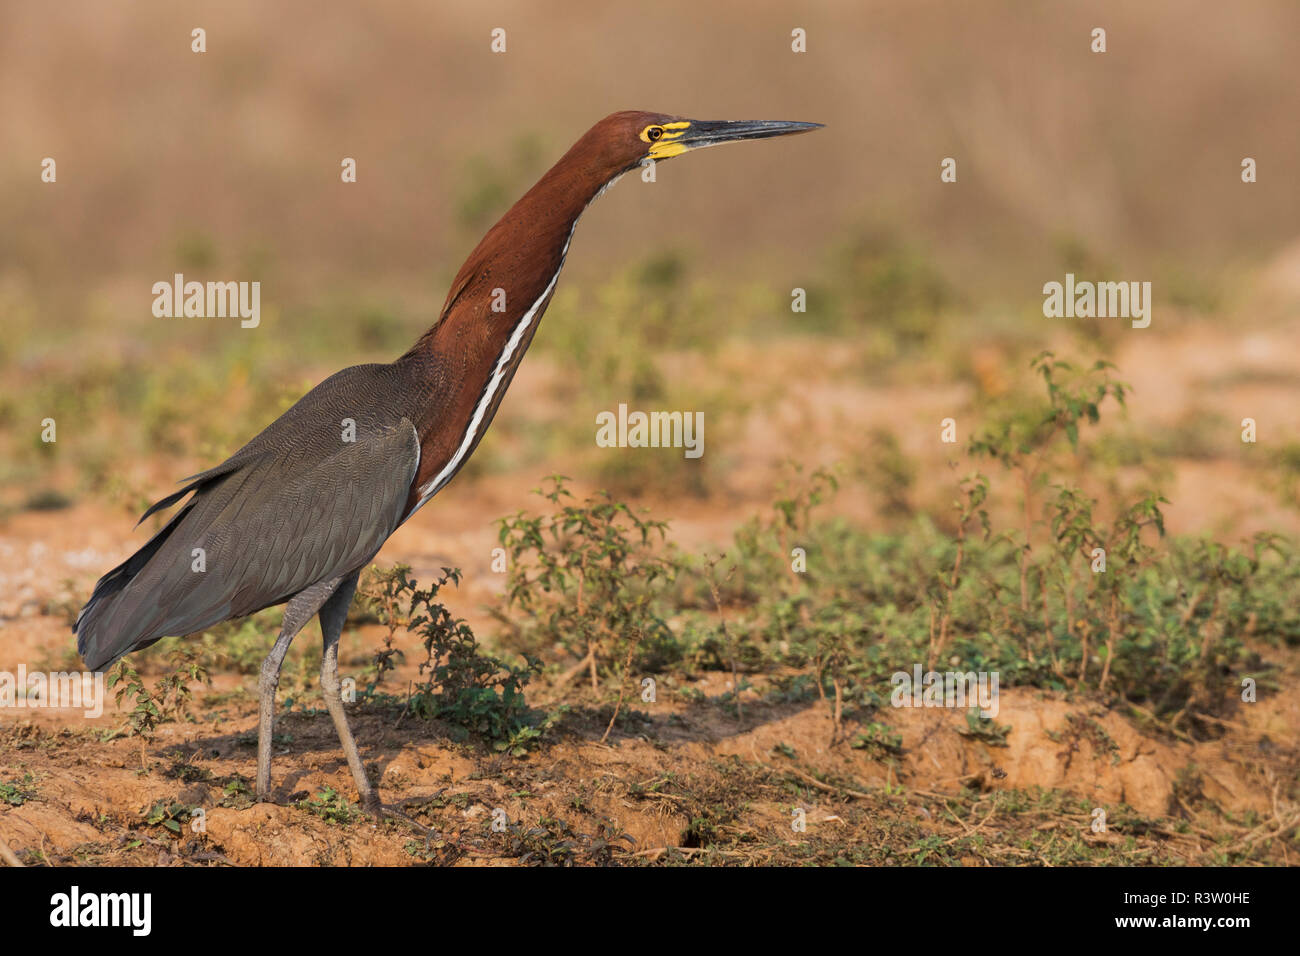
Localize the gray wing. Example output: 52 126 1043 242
76 416 420 670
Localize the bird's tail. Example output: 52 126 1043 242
74 457 253 671
74 504 195 671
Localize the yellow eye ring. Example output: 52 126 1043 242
642 125 664 142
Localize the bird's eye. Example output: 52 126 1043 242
646 126 664 141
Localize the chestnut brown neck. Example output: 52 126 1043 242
393 130 631 518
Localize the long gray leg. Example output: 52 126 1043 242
317 570 379 812
256 576 345 802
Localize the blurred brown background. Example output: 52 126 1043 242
4 0 1299 308
2 0 1298 537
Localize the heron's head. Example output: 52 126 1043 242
583 111 823 180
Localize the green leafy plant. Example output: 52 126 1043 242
142 801 194 835
108 647 211 767
297 786 358 825
356 562 412 695
0 774 37 806
220 775 254 810
497 476 682 689
365 565 550 753
957 710 1011 746
970 351 1128 618
851 722 903 756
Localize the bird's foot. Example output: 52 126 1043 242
361 795 429 835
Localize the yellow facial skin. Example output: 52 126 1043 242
641 121 691 160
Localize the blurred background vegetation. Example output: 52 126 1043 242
2 0 1299 600
3 1 1299 528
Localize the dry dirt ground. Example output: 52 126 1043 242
3 504 1297 865
1 647 1297 866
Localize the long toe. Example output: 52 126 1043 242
368 800 429 836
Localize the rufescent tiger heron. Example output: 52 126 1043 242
75 111 821 815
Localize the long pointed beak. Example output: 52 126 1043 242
681 119 823 148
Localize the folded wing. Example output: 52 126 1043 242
75 416 419 670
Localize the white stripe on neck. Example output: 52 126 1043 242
406 230 571 519
406 174 623 520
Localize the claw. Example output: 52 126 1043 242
364 799 430 836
